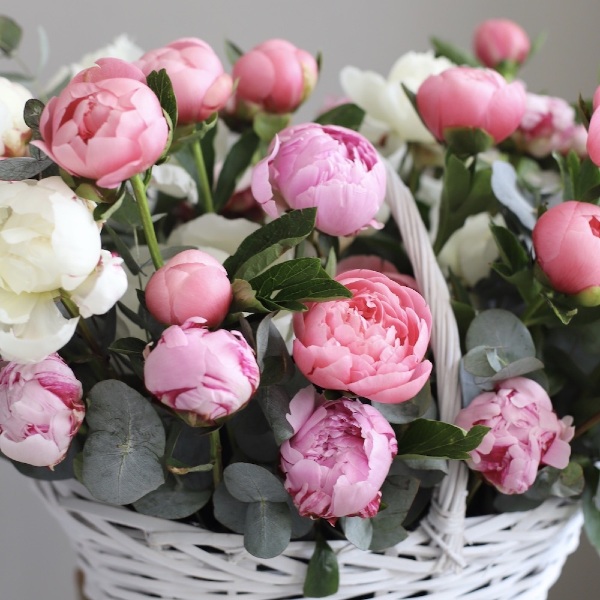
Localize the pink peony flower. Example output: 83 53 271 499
144 318 260 427
232 39 318 114
251 123 386 237
586 87 600 166
293 269 432 403
532 200 600 304
144 249 232 328
514 92 587 158
473 19 530 68
33 58 169 189
0 354 84 467
280 386 397 523
416 66 527 144
455 377 574 495
137 38 232 124
336 255 419 290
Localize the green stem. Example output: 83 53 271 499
210 429 223 488
130 173 163 269
575 411 600 439
191 139 214 213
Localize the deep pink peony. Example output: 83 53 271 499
532 201 600 303
144 318 260 427
33 58 169 189
0 354 84 467
473 19 530 68
145 249 232 327
251 123 386 237
455 377 574 495
416 66 527 144
293 269 432 403
137 38 232 124
280 386 397 523
232 39 318 114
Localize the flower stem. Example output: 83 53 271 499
130 173 163 269
191 138 214 213
210 428 223 488
574 411 600 439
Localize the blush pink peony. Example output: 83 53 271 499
144 249 232 327
144 318 260 427
251 123 386 237
280 386 397 523
33 58 169 189
455 377 574 495
473 19 531 68
0 354 84 467
293 269 432 403
137 37 232 124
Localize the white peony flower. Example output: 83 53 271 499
0 77 33 157
150 162 199 205
340 51 454 146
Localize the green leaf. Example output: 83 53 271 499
342 516 372 550
23 98 45 131
82 380 166 505
390 456 448 488
525 463 585 501
255 385 294 444
253 112 291 143
223 208 317 280
104 224 142 276
430 36 479 66
244 501 291 558
371 380 432 424
443 127 494 157
230 279 271 313
213 129 260 212
490 223 531 272
213 482 248 534
396 419 489 460
223 462 288 503
0 156 53 180
224 39 244 65
303 537 340 598
0 16 22 56
133 476 211 519
314 103 366 131
146 69 178 130
108 336 147 356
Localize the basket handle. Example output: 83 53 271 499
384 160 468 570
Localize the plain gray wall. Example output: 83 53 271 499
2 1 599 598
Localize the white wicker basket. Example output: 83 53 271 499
32 162 583 599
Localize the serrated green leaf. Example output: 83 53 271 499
224 462 288 503
303 537 340 598
396 419 489 460
146 69 178 130
371 380 432 424
213 129 260 212
82 380 166 505
0 16 22 56
244 501 291 558
223 208 317 280
314 103 365 131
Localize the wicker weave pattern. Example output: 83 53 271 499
33 164 583 599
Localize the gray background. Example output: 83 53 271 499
1 1 599 598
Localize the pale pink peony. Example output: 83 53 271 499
280 386 397 523
514 92 587 158
455 377 574 495
586 88 600 166
144 249 232 327
336 255 418 290
416 66 527 144
251 123 386 236
33 58 169 189
293 269 432 403
144 318 260 427
137 38 232 124
473 19 530 68
232 38 318 114
0 354 84 467
532 200 600 303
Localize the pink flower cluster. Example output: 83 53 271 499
455 377 574 495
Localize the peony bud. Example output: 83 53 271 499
0 77 33 158
0 354 84 467
144 249 232 327
144 318 260 427
280 386 397 523
232 39 318 114
137 38 232 125
473 19 531 69
455 377 573 495
251 123 386 236
532 200 600 304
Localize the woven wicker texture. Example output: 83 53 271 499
33 163 583 599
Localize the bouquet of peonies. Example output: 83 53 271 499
0 13 598 597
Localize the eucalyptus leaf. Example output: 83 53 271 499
342 516 372 551
0 16 22 56
133 477 211 519
582 466 600 554
390 456 448 488
23 98 45 130
224 462 288 503
255 385 294 444
371 381 432 424
303 538 340 598
213 482 248 534
82 380 166 505
244 500 291 558
0 156 53 180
